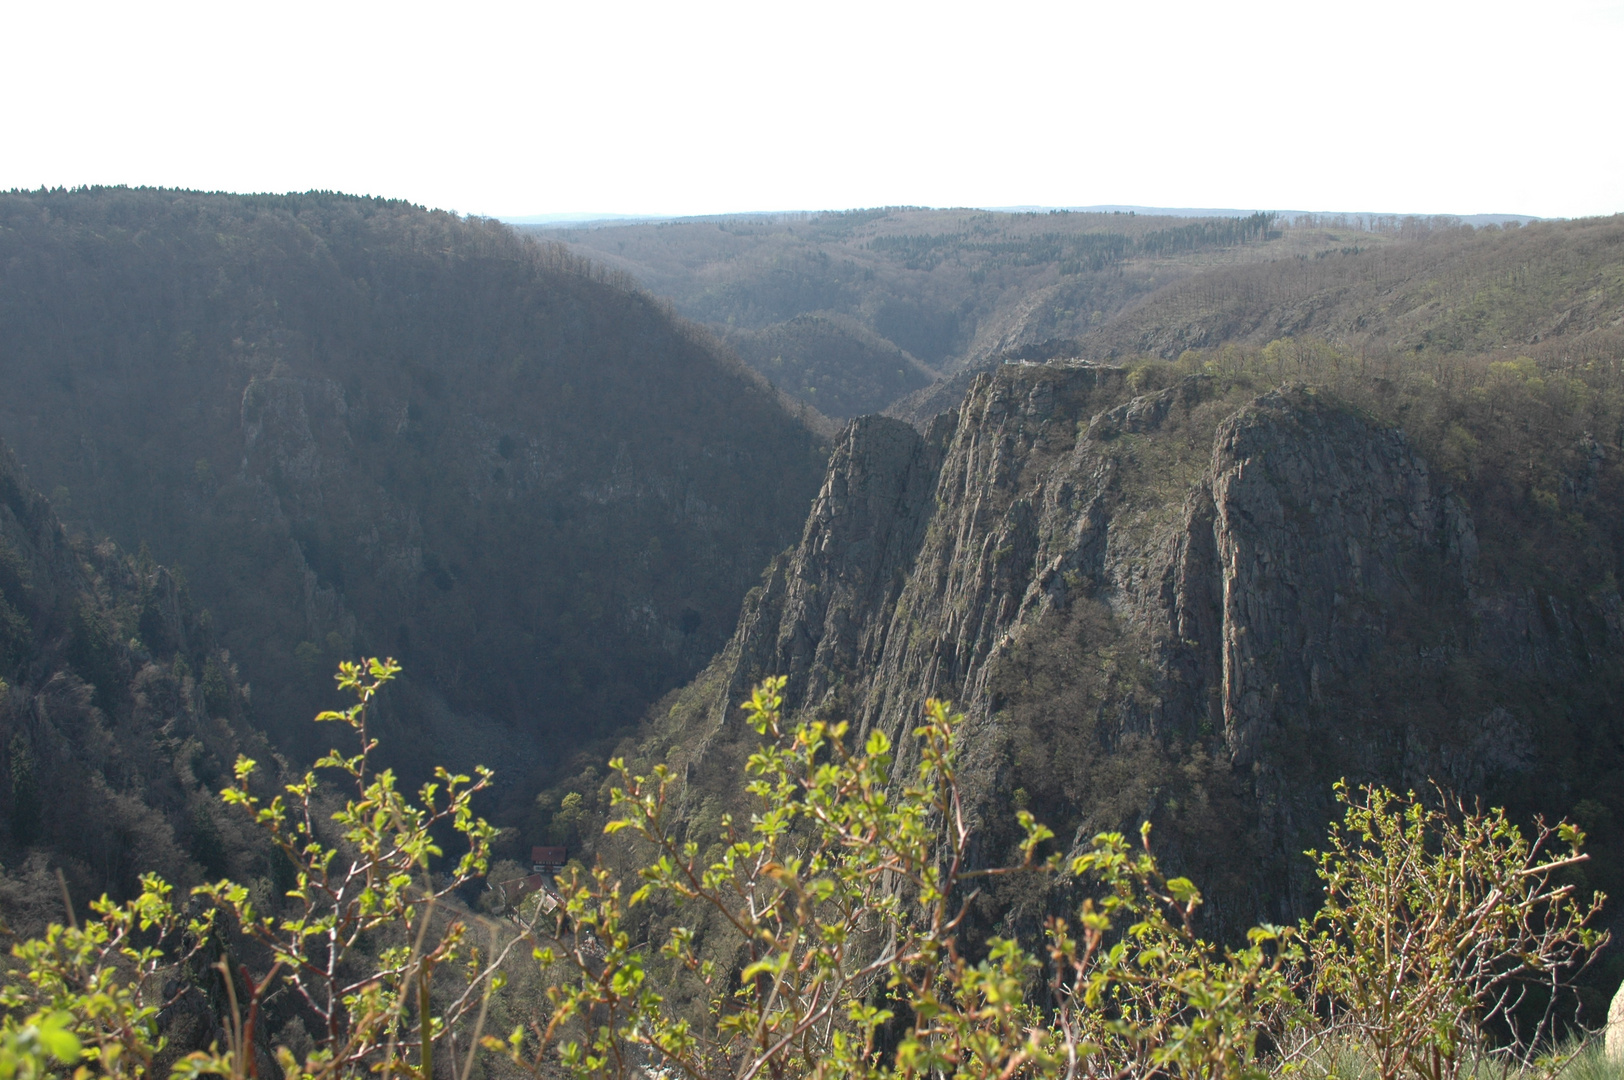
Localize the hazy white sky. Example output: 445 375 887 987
4 0 1621 219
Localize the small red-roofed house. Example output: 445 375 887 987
532 846 567 873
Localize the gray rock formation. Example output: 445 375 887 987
1609 978 1624 1063
638 361 1624 927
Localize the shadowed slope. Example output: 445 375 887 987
0 188 829 791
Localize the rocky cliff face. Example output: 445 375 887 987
639 361 1624 926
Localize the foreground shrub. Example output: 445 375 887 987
0 659 501 1080
513 679 1299 1080
1306 782 1606 1080
0 665 1608 1080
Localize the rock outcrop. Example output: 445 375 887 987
1608 979 1624 1063
638 360 1624 928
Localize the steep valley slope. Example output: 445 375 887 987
0 436 272 927
0 188 829 801
606 358 1624 939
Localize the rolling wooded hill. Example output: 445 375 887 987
0 188 830 804
533 209 1624 425
1077 214 1624 363
525 207 1290 416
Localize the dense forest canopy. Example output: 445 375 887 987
0 436 271 923
0 186 828 802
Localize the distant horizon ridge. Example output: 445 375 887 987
501 204 1549 229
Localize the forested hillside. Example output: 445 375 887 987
534 211 1624 428
719 313 940 420
0 188 829 797
1079 214 1624 363
0 437 271 928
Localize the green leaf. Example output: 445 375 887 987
1166 877 1201 904
39 1015 81 1063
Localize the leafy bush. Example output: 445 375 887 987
1306 782 1606 1080
0 666 1608 1080
0 659 501 1080
501 677 1302 1080
200 657 500 1079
